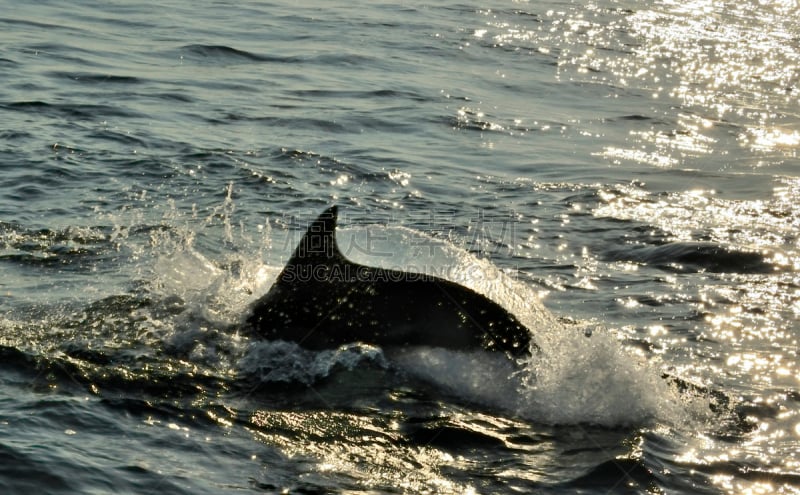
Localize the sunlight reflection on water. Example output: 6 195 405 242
542 0 800 167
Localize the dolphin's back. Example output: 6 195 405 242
247 206 532 357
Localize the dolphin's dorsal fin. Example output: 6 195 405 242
279 205 346 281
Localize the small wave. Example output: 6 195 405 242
0 17 82 33
289 88 432 102
448 107 548 135
0 223 117 271
152 92 194 103
0 223 112 248
178 44 298 64
0 130 32 139
310 52 379 66
617 114 657 121
605 241 776 273
87 128 148 147
1 100 140 119
561 457 658 491
211 113 350 133
48 71 142 85
402 422 507 450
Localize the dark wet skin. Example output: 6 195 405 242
247 206 532 358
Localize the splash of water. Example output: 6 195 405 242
133 198 714 427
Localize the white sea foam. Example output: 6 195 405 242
238 340 387 385
345 226 712 427
392 335 711 428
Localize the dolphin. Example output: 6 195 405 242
247 206 532 358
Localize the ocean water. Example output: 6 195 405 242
1 0 798 493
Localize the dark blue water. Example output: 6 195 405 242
2 1 799 493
